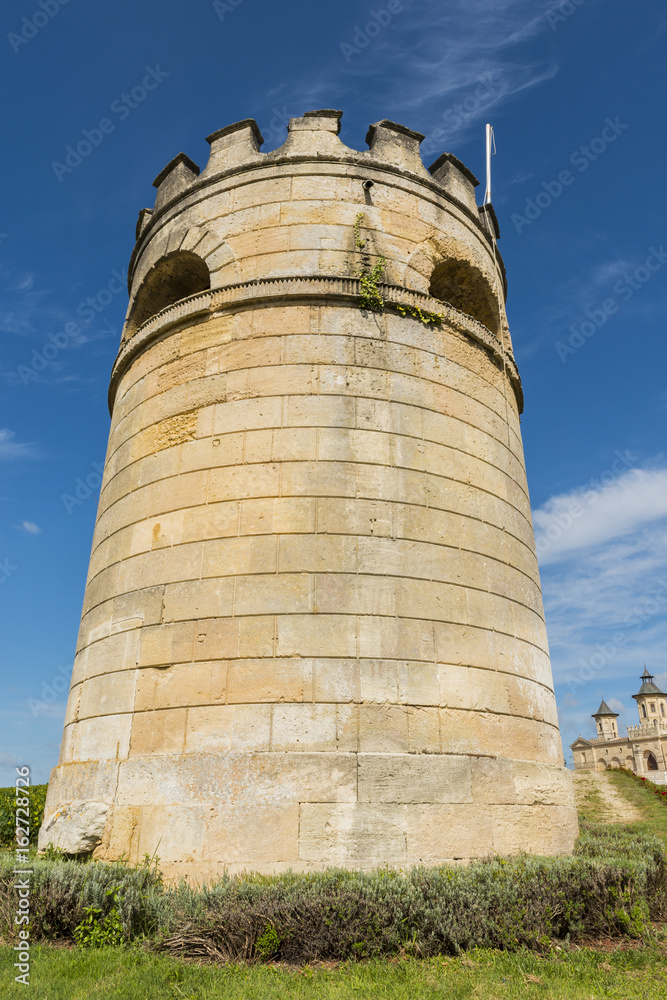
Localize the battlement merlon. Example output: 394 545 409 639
152 153 200 214
136 110 501 251
202 119 265 178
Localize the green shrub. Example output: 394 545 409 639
0 783 47 849
0 852 162 944
1 823 665 962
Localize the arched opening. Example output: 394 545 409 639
610 757 621 769
126 251 210 337
596 759 607 771
429 258 500 336
646 752 659 771
641 703 647 718
625 756 635 771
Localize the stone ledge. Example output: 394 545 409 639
109 276 523 414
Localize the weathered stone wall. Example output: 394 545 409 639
40 111 577 878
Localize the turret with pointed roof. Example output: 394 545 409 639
632 667 667 724
632 667 666 700
592 698 619 718
592 697 619 739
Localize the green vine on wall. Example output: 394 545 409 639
394 303 444 326
354 212 386 312
353 213 443 325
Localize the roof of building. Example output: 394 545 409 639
632 667 666 700
592 698 618 718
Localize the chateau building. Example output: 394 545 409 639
571 668 667 784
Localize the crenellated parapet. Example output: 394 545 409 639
121 109 513 411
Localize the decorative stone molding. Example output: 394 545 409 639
109 275 523 414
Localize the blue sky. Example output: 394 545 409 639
1 0 666 782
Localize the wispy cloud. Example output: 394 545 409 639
262 0 560 152
536 461 667 729
16 521 41 535
534 466 667 565
0 429 39 461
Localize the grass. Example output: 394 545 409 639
607 770 667 847
575 778 610 825
1 943 667 999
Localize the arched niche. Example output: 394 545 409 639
429 256 500 336
125 250 211 337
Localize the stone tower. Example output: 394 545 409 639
40 110 577 877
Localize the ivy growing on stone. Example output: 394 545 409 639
354 212 386 312
354 213 443 324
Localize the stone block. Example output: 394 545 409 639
137 804 206 866
201 535 277 578
270 703 338 752
74 714 132 762
313 659 361 703
204 803 299 864
226 658 313 704
240 497 316 535
358 703 409 753
278 534 356 574
134 661 223 711
406 803 493 861
129 708 187 757
316 574 396 616
234 574 312 616
238 616 275 657
286 394 356 428
78 670 138 720
137 622 195 668
491 804 578 856
213 396 282 435
299 803 408 865
183 501 240 542
193 619 240 661
163 579 235 622
209 462 280 502
358 753 472 804
276 614 356 658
